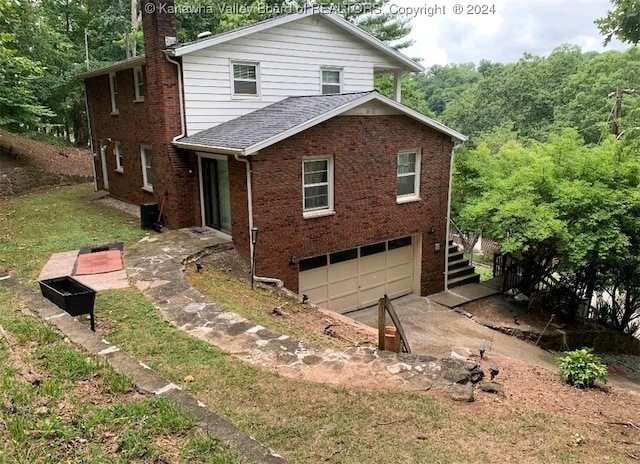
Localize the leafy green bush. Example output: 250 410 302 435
556 348 608 388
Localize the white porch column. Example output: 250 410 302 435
393 71 402 102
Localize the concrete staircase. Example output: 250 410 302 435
447 241 481 289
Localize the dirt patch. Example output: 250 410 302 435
0 129 93 177
0 130 93 197
196 249 378 348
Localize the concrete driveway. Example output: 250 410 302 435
348 294 559 371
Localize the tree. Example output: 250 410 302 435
455 129 640 331
416 63 479 116
596 0 640 45
0 0 54 131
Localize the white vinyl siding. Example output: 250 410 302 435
109 72 119 114
140 145 153 191
397 150 420 201
114 142 124 172
181 16 400 135
133 66 145 101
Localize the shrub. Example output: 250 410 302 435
556 348 608 388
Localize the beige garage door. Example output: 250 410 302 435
299 236 415 314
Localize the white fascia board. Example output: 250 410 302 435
372 93 468 142
76 56 146 80
243 93 466 155
169 14 305 57
168 11 423 73
172 140 243 155
320 14 424 73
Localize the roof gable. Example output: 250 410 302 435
168 11 423 72
174 91 466 155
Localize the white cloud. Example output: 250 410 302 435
390 0 629 67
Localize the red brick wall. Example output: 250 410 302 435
141 0 197 228
85 0 198 228
86 70 156 207
233 114 453 296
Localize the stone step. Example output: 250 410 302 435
448 258 470 270
448 250 465 262
448 265 477 280
448 273 481 288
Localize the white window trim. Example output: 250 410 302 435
396 149 421 203
320 67 343 94
140 145 153 192
114 142 124 173
230 61 260 99
109 72 119 115
303 156 334 219
133 66 145 102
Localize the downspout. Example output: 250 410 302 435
82 80 98 192
444 141 462 291
165 54 186 140
234 153 284 287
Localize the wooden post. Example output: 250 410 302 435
378 297 386 350
384 295 412 354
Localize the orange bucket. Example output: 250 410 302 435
384 326 397 351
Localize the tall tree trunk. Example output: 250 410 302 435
73 98 87 147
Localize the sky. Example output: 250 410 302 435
387 0 629 67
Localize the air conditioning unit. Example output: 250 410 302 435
140 202 159 229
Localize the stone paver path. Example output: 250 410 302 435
123 228 447 392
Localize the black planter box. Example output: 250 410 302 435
39 277 96 330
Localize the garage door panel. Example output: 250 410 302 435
358 283 386 308
328 260 358 283
387 246 412 266
359 269 386 291
328 277 358 299
387 262 413 282
386 277 413 298
328 293 359 313
299 267 327 290
359 253 386 272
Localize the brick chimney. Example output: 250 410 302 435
141 0 197 228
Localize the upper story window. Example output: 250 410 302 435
321 68 342 94
231 62 259 97
114 142 124 172
109 72 119 114
140 145 153 192
303 157 334 218
397 150 420 202
133 66 145 101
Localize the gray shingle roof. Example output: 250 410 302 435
176 91 373 151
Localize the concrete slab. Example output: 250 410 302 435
429 277 503 308
349 294 558 369
74 269 129 291
38 250 78 280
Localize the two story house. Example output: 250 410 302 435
78 0 467 313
